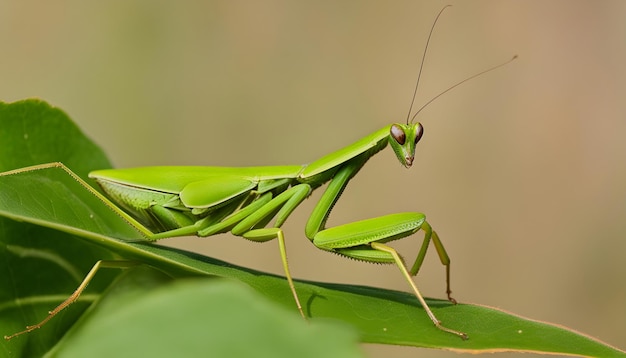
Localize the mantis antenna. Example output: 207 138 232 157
405 5 518 124
405 5 451 124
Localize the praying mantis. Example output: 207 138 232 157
5 7 516 342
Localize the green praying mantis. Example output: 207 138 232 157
5 8 516 342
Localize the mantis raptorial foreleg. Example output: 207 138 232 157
371 242 466 340
304 153 467 339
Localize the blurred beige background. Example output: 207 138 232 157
1 1 624 356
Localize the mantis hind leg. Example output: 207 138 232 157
5 260 140 340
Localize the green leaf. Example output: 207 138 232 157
0 99 624 357
0 100 122 357
49 269 361 358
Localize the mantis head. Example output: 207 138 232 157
389 123 424 168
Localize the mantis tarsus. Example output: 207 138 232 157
5 7 516 341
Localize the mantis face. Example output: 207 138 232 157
389 123 424 168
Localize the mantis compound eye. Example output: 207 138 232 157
390 124 406 145
414 123 424 144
